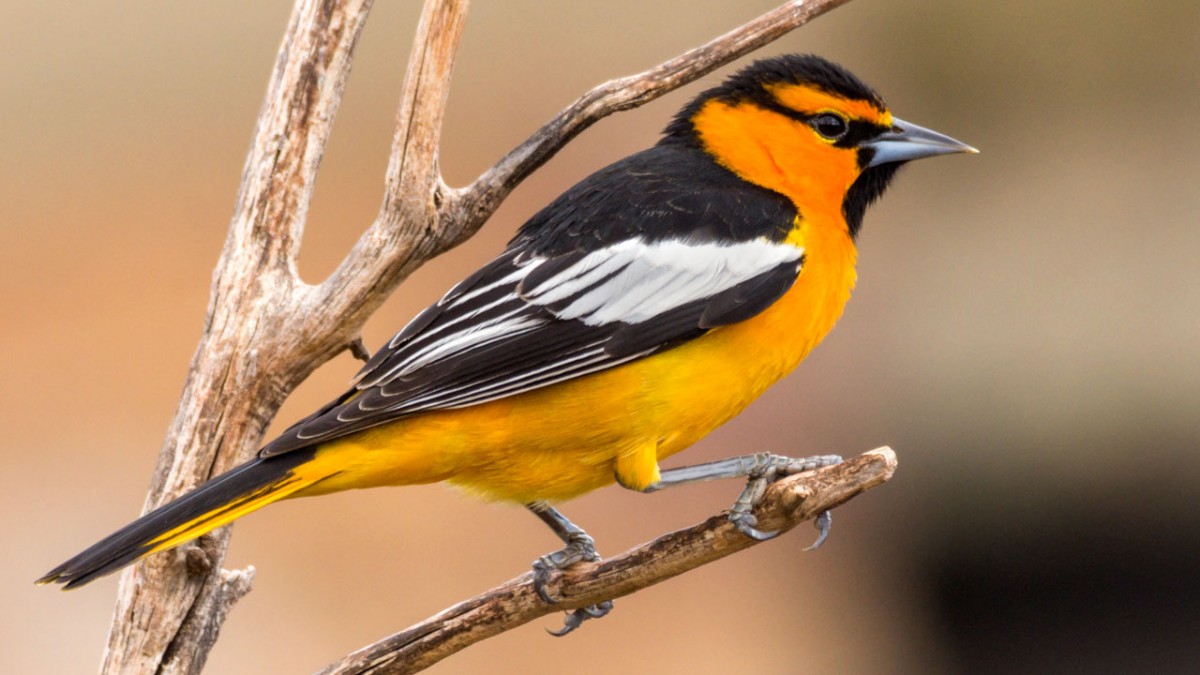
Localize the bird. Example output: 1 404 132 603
40 54 974 632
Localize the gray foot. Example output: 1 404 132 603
727 453 842 545
530 530 614 636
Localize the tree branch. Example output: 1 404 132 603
95 1 856 673
444 0 853 244
308 0 853 345
319 449 897 675
100 2 374 673
305 0 469 342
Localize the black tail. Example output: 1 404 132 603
39 448 318 589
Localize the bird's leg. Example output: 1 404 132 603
527 503 614 636
643 453 842 544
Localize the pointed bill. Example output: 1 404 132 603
865 116 977 167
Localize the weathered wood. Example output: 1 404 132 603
100 1 376 673
444 0 854 247
96 1 858 673
319 449 897 675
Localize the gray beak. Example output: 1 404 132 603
865 116 978 168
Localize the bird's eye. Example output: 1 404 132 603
810 114 848 140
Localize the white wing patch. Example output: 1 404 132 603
350 236 801 405
281 236 805 447
521 237 804 325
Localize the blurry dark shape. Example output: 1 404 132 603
929 500 1200 674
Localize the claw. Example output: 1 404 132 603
729 512 782 541
531 534 600 604
547 617 580 637
531 560 557 604
530 531 613 636
727 454 842 545
526 504 617 636
803 510 832 551
581 603 612 618
547 600 614 637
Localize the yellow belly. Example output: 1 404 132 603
300 222 857 504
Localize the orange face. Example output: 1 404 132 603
689 82 892 235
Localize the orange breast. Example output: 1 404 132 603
638 215 858 461
303 217 857 505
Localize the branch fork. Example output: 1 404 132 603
95 1 861 673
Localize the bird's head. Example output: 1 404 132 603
662 54 976 238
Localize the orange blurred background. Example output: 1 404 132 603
5 1 1199 673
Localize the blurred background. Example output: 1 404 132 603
4 0 1198 672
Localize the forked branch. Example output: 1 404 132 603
96 1 858 673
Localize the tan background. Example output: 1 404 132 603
4 1 1199 673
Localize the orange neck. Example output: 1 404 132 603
691 99 862 238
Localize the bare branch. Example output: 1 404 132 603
224 0 374 281
308 0 851 341
310 0 469 334
319 449 897 675
93 0 857 672
99 1 374 672
441 0 854 249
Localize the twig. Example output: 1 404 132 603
319 449 896 675
94 1 856 673
445 0 853 242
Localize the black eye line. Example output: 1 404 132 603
751 97 813 125
837 121 890 148
762 101 847 131
743 94 889 148
757 97 850 138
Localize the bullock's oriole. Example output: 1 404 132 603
41 54 973 631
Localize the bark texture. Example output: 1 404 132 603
94 1 858 673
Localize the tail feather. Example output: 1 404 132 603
39 447 322 589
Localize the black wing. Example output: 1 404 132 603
260 145 802 457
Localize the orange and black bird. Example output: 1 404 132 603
41 54 973 632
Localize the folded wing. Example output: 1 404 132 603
260 237 802 457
